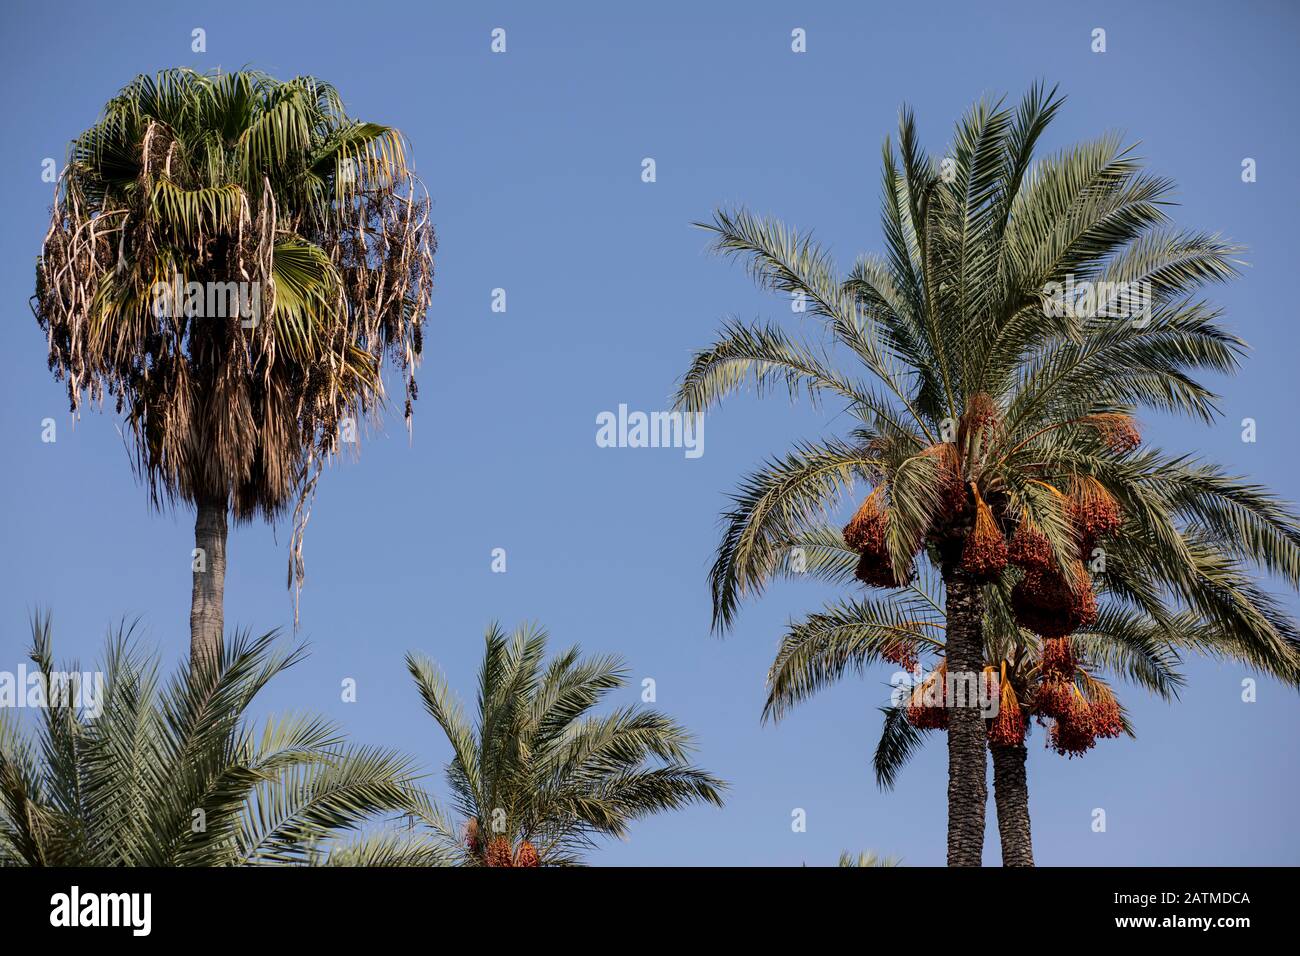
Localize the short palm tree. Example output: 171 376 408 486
403 622 727 866
32 68 435 666
764 568 1294 865
676 85 1300 864
0 613 427 866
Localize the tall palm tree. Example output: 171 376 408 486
32 69 435 667
0 613 427 866
675 85 1300 864
403 622 727 866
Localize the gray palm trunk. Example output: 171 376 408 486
942 568 987 866
992 743 1034 866
189 494 227 669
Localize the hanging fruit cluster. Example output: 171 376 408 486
881 640 919 672
1029 640 1125 758
973 642 1125 759
1086 412 1142 456
987 663 1025 746
924 442 970 544
1048 694 1098 757
468 820 542 867
1032 675 1077 719
905 661 951 729
960 489 1008 581
486 836 513 867
844 487 902 587
1006 481 1118 640
902 643 1125 762
1045 685 1124 758
1007 518 1052 572
1068 477 1123 557
958 393 1001 451
1088 691 1125 740
514 841 541 867
1011 561 1098 638
843 398 1128 645
846 398 1136 743
1040 637 1075 679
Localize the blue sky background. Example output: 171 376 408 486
2 0 1297 865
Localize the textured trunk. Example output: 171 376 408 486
189 494 228 671
942 568 987 866
992 743 1034 866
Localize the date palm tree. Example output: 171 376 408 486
32 68 435 667
0 612 429 866
763 566 1298 865
402 622 727 866
675 85 1300 864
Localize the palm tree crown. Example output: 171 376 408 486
0 614 425 866
32 68 435 637
405 623 727 866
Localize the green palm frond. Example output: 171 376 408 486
0 613 424 867
405 623 726 866
765 591 945 723
709 440 880 631
675 318 874 415
873 705 932 791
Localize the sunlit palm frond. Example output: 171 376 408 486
0 613 421 867
406 623 726 865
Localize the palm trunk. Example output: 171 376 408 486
189 493 228 670
992 743 1034 866
942 568 987 866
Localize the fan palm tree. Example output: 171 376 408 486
403 622 727 866
675 85 1300 864
32 68 435 667
0 612 428 866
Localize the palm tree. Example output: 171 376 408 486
0 612 427 866
403 622 727 866
675 85 1300 864
32 69 435 667
763 567 1295 865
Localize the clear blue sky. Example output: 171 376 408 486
2 0 1297 865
